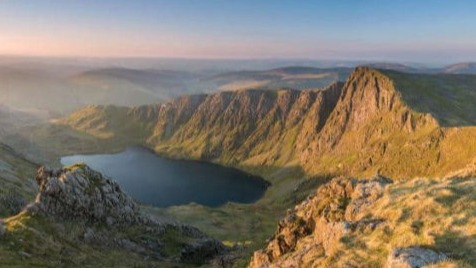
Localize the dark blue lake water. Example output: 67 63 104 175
61 146 268 207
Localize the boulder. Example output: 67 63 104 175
386 247 447 268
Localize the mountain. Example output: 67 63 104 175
201 67 352 91
144 67 476 179
19 67 476 179
442 62 476 74
0 64 353 118
4 66 476 266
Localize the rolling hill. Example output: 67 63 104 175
202 66 352 91
442 62 476 74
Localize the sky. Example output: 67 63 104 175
0 0 475 63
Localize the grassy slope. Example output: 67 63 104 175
0 211 198 268
3 67 476 266
318 176 476 267
0 144 38 217
384 70 476 127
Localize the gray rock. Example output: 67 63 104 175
34 165 141 226
180 238 226 263
386 247 447 268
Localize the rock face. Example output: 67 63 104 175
20 164 225 264
249 176 392 268
32 164 141 226
59 67 476 179
386 247 447 268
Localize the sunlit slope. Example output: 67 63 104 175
16 67 476 180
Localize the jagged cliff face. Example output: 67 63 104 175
144 67 475 179
51 67 476 179
148 83 342 168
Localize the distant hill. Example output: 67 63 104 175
71 67 205 100
0 104 47 138
442 62 476 74
201 66 353 91
0 64 354 118
366 62 421 73
0 66 163 116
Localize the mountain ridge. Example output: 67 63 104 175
26 66 476 180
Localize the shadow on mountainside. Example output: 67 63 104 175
383 70 476 127
435 231 476 266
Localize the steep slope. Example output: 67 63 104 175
5 66 476 266
383 70 476 126
27 67 476 180
147 67 476 179
149 83 342 170
0 144 37 217
250 175 475 267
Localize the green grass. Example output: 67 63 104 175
383 70 476 127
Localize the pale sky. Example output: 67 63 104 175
0 0 475 63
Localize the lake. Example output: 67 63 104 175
60 146 268 207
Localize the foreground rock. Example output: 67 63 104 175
386 247 447 268
12 164 225 265
250 176 392 267
31 165 141 225
249 176 459 268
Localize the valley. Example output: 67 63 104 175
2 2 476 267
2 65 476 267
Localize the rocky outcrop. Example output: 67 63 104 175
250 176 392 268
30 164 141 226
18 164 226 264
148 83 342 165
386 247 447 268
